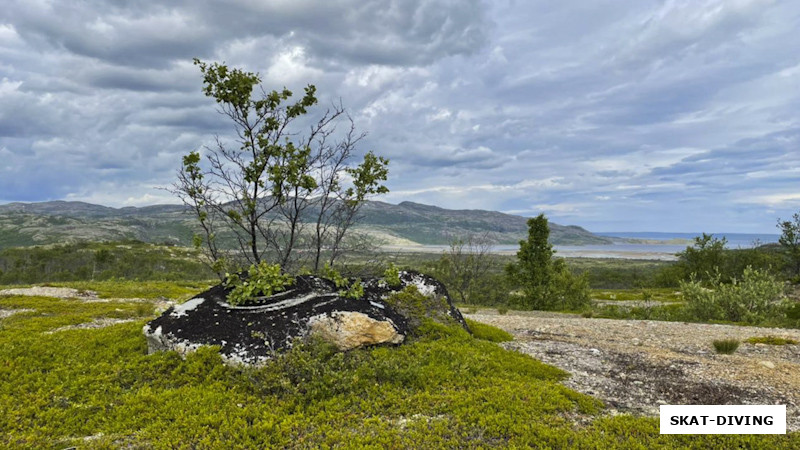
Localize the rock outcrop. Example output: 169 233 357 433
144 270 467 365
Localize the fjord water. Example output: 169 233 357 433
493 232 781 260
598 232 781 248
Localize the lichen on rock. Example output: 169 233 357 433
308 311 405 351
143 270 468 365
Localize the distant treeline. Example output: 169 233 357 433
0 240 215 284
0 236 791 291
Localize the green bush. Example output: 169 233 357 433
682 267 786 324
225 262 295 306
675 233 728 284
322 263 349 288
657 234 784 288
339 278 364 299
497 307 509 315
786 302 800 321
384 285 455 331
550 262 591 311
382 262 402 288
712 339 740 354
322 263 365 299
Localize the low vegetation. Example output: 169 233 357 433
712 339 741 354
0 240 214 284
2 284 796 447
224 261 295 306
745 336 798 346
682 267 787 324
464 318 513 342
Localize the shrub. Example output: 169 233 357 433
682 267 786 324
745 336 798 346
382 262 402 288
339 279 364 299
497 307 509 315
322 263 349 289
432 234 495 304
550 262 591 311
713 339 740 354
786 302 800 321
225 262 294 306
323 263 364 299
384 285 456 331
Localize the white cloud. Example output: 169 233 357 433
265 46 324 85
740 193 800 207
1 0 799 233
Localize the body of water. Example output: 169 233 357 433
383 232 782 261
598 232 780 248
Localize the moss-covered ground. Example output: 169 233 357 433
1 282 797 448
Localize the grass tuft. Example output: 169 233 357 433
712 339 740 354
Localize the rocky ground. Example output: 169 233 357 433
466 310 800 431
0 286 176 320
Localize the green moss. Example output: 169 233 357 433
745 336 798 346
465 319 513 342
384 285 455 331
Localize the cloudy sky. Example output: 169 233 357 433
1 0 799 233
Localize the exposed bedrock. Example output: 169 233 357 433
144 270 468 365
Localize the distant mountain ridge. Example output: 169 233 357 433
0 200 612 249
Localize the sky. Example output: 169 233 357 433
1 0 799 233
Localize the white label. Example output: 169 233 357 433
660 405 786 434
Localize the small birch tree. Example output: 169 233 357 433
173 60 388 276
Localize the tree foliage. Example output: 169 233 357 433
505 214 589 310
174 60 389 277
667 233 783 286
778 212 800 278
675 233 728 283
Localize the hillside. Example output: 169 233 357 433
0 200 611 249
358 201 609 245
